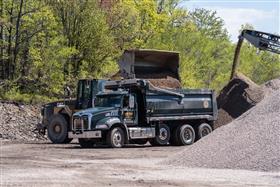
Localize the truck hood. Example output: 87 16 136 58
73 107 116 116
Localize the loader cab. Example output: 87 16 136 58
75 79 106 110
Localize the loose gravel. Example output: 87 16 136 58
164 89 280 172
0 101 46 142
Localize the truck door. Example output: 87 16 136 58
123 94 138 126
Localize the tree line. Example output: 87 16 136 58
0 0 279 103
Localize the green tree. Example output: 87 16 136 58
189 8 228 40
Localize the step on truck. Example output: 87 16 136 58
69 79 218 148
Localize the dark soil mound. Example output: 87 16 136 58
214 73 264 129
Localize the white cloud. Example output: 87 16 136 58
203 6 278 41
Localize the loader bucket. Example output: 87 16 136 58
118 49 180 80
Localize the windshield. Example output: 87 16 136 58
95 95 122 108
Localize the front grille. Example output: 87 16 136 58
82 116 89 130
73 117 83 130
73 116 89 131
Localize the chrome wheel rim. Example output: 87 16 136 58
159 128 168 141
182 127 193 144
201 127 211 137
113 130 122 146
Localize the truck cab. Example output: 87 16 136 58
69 89 150 147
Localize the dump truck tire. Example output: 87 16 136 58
197 123 212 140
107 127 125 148
150 124 170 146
79 139 95 148
47 114 72 144
176 124 195 146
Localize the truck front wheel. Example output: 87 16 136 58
150 124 170 146
107 127 125 148
47 114 72 144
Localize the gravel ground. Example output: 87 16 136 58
1 142 279 187
0 101 46 142
164 89 280 172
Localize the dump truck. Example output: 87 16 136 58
39 49 181 143
69 79 218 148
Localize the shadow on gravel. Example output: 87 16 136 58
62 144 153 149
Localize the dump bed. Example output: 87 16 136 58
105 79 218 122
146 89 217 122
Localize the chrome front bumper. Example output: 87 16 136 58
68 131 102 139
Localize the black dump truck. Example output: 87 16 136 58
69 79 218 148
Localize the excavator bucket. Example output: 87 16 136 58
118 49 180 80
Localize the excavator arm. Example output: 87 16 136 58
230 29 280 79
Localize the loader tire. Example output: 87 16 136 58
47 114 72 144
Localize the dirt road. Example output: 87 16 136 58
1 141 279 187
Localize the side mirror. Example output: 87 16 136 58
129 95 135 108
64 86 71 97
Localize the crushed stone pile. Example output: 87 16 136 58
0 101 46 142
215 73 265 129
148 77 181 89
164 89 280 172
262 77 280 96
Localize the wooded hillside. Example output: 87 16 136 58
0 0 279 103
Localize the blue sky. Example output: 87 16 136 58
180 0 279 42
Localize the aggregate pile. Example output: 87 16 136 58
262 77 280 95
0 101 46 142
215 73 264 129
164 89 280 172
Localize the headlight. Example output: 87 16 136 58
95 124 108 129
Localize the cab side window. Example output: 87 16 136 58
123 96 129 108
